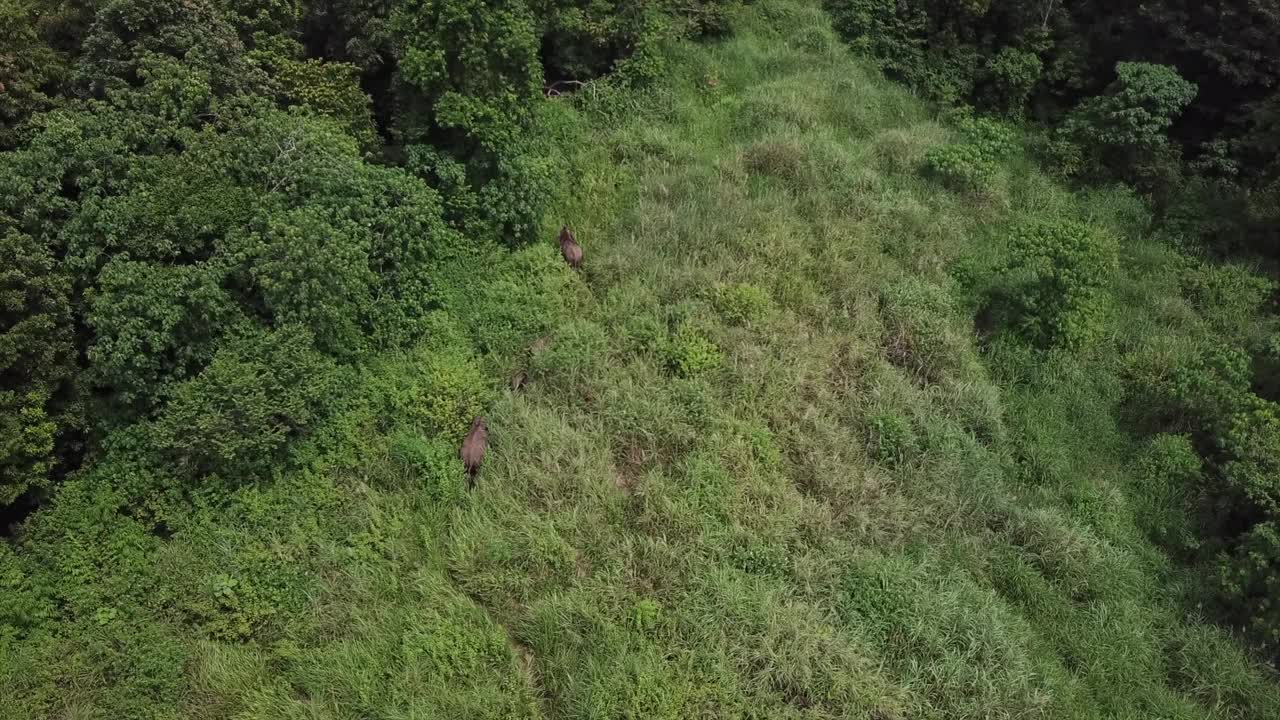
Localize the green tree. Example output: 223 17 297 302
151 326 336 482
0 231 77 504
1059 62 1196 188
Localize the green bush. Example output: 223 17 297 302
247 35 378 150
1219 399 1280 515
1060 62 1196 187
389 432 467 504
711 282 773 325
1217 521 1280 649
1181 262 1274 338
0 230 76 504
1001 220 1118 349
1129 342 1251 436
1064 63 1196 154
955 115 1018 160
924 142 997 194
824 0 977 103
663 325 724 377
922 115 1017 195
372 348 492 441
628 598 664 633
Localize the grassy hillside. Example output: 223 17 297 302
4 1 1279 717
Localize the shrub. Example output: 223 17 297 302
389 432 467 504
0 230 76 505
1001 220 1117 349
1219 399 1280 515
792 24 837 54
824 0 978 103
1217 521 1280 649
1129 342 1251 435
628 598 664 633
1181 262 1274 337
1065 63 1197 152
924 143 997 194
663 325 724 378
955 115 1018 160
372 349 492 441
711 282 773 325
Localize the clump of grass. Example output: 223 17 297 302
878 277 970 382
743 138 811 183
710 282 773 324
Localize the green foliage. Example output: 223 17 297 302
531 319 610 378
1217 521 1280 648
628 598 664 633
389 432 468 503
152 327 337 483
825 0 1280 239
1148 344 1253 431
0 230 76 503
956 115 1018 159
0 0 75 149
1125 334 1280 647
662 324 724 377
1181 262 1275 338
1002 220 1117 349
922 118 1014 196
1131 434 1202 548
1064 63 1197 154
4 91 461 431
1218 400 1280 514
5 1 1280 716
1060 62 1196 186
924 143 997 194
824 0 972 103
371 348 492 441
710 282 773 325
247 36 378 149
979 47 1042 115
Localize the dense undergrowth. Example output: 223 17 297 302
4 0 1280 717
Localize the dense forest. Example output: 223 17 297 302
3 0 1280 717
824 0 1280 251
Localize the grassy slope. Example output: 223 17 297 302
7 1 1280 717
